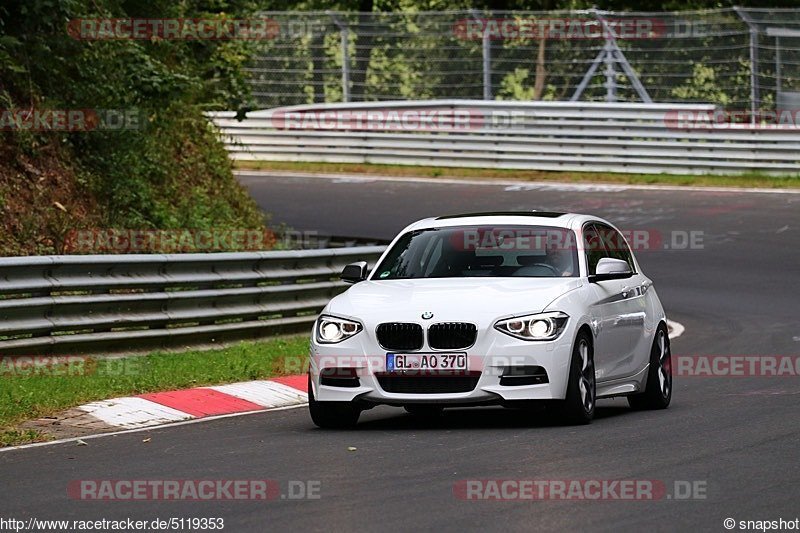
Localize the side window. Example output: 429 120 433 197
583 223 608 275
594 223 636 273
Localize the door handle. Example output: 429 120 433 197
621 286 631 298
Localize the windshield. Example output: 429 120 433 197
373 225 579 279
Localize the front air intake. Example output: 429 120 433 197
428 322 477 350
376 322 424 351
499 366 549 386
376 371 481 394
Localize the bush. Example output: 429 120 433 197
0 0 266 255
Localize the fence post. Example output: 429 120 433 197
329 12 351 103
571 9 651 103
734 6 759 124
603 40 617 102
776 36 781 94
470 10 492 100
482 28 492 100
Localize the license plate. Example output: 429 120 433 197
386 353 468 372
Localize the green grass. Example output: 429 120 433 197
0 336 310 447
235 160 800 190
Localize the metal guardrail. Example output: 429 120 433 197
210 100 800 175
272 230 389 249
0 247 386 356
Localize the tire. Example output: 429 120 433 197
628 324 672 410
308 375 361 429
550 330 595 425
404 405 444 417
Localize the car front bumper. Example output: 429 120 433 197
310 326 576 405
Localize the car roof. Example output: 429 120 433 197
435 211 567 220
404 211 608 232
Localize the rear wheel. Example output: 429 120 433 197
549 331 595 425
628 325 672 410
308 376 361 429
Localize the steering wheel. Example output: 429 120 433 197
523 263 561 276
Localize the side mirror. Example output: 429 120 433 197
341 261 368 283
589 257 633 282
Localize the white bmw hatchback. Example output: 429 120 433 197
308 212 672 428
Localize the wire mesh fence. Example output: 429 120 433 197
246 8 800 114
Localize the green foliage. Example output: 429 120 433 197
498 68 537 101
0 0 266 253
671 61 748 106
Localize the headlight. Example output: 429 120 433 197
315 315 363 344
495 312 569 341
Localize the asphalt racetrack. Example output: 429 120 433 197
2 172 799 532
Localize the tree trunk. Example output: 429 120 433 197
533 37 547 100
310 30 326 103
350 0 375 101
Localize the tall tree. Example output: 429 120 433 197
351 0 376 100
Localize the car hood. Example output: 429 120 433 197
326 277 582 325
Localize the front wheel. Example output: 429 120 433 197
628 325 672 410
308 376 361 429
549 331 595 425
